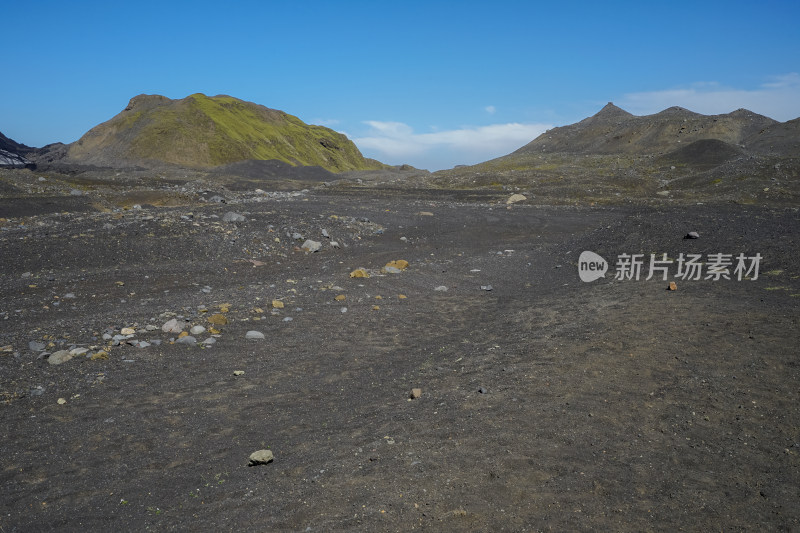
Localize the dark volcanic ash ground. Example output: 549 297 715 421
1 184 799 531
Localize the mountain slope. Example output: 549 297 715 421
59 93 383 172
513 103 778 156
429 104 799 205
0 132 35 168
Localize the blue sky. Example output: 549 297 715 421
2 1 799 170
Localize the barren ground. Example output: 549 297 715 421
1 185 799 531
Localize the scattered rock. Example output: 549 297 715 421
48 350 73 365
176 336 197 345
233 370 245 376
668 281 678 291
410 388 422 399
248 449 274 466
684 231 700 239
481 285 493 291
385 259 409 271
272 299 284 309
245 330 265 340
506 193 527 204
29 341 46 352
301 239 322 252
57 398 67 405
120 327 136 335
350 268 369 278
207 314 228 325
383 266 402 274
69 347 89 356
190 325 207 335
162 318 183 333
434 286 448 292
478 386 488 394
222 212 246 223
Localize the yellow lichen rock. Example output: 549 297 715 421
350 268 369 278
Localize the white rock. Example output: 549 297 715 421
162 318 183 333
245 330 265 340
249 449 274 465
48 350 73 365
222 212 246 222
190 325 206 335
301 239 322 252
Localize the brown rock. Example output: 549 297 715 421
350 268 369 278
668 281 678 291
385 259 409 271
410 388 422 399
208 313 228 325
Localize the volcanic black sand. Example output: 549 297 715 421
1 185 798 531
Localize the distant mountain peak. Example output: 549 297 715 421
653 106 701 118
592 102 634 119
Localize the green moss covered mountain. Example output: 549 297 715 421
64 93 383 171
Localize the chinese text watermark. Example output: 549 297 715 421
579 251 762 282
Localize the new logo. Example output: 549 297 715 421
578 251 608 282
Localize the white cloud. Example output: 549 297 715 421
354 121 551 170
619 73 800 121
485 105 496 114
312 118 340 127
